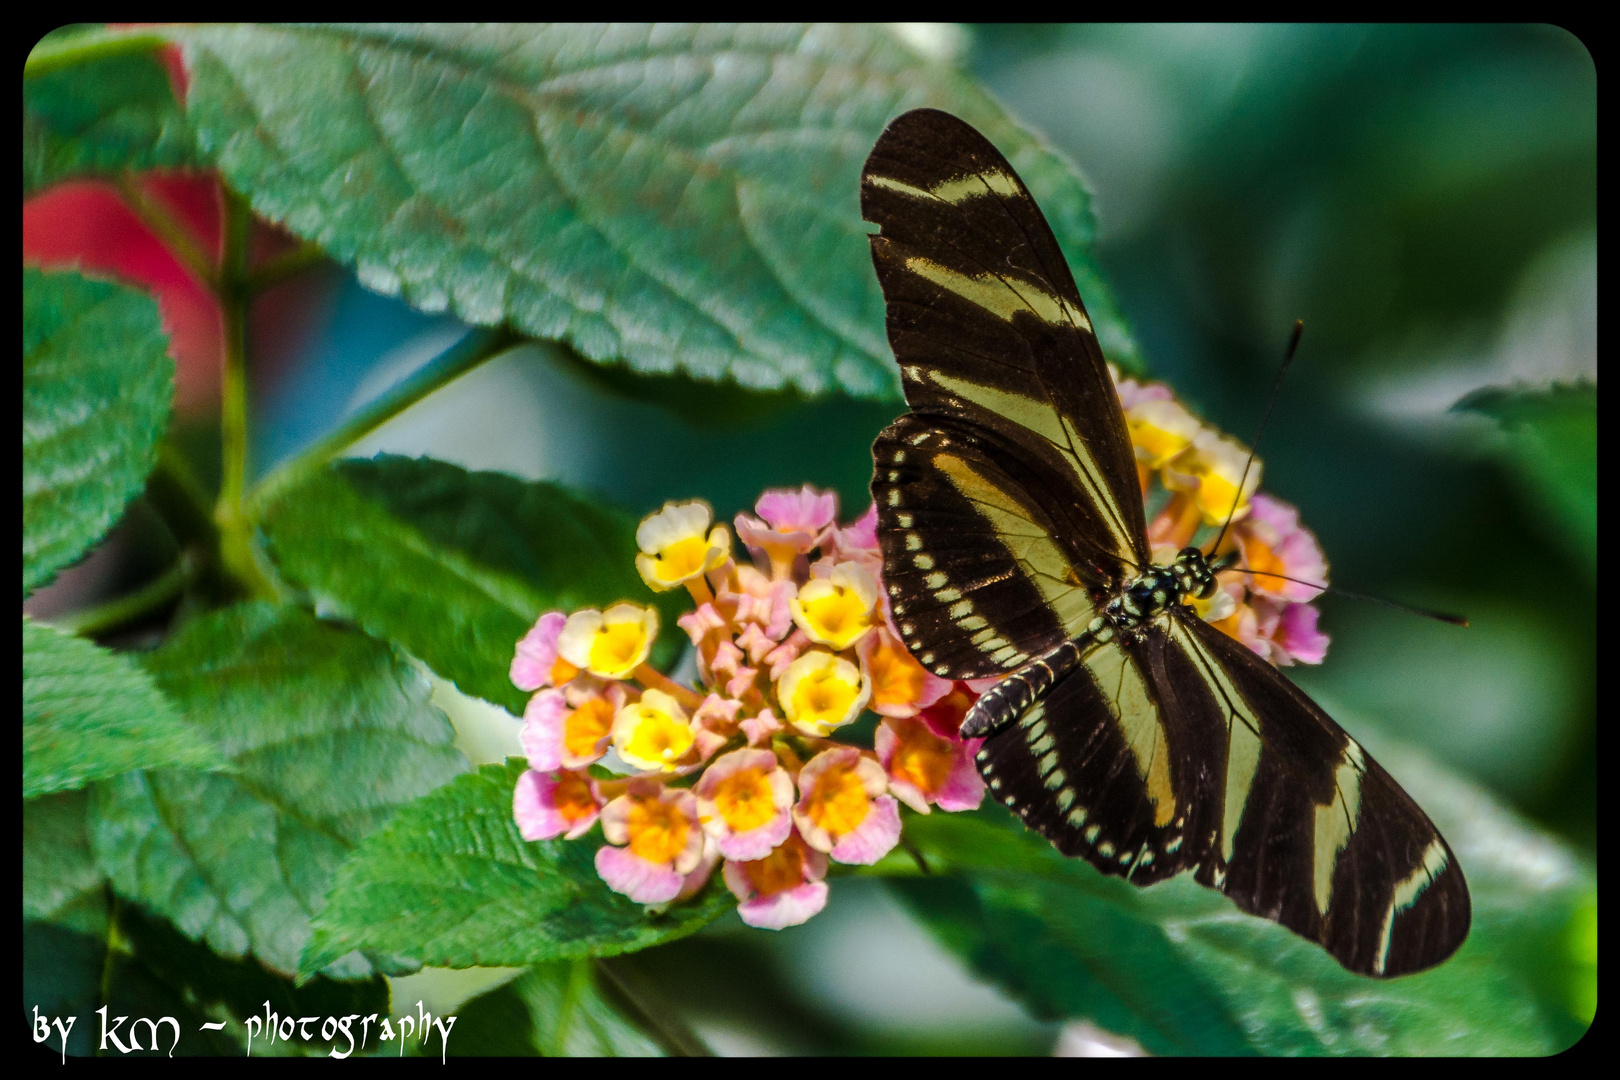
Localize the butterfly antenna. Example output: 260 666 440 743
1207 320 1304 557
1228 567 1469 626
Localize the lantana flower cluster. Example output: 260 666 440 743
510 369 1329 930
1114 365 1330 665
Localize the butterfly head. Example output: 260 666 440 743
1172 547 1220 601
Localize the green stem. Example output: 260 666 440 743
214 189 277 599
245 241 328 293
50 560 192 638
593 957 711 1057
247 325 520 513
24 26 171 79
149 442 220 552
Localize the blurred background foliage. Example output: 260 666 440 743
25 23 1592 1055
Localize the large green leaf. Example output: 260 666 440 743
23 268 174 595
446 961 664 1056
303 760 735 975
259 455 685 716
24 28 199 194
165 22 1137 398
23 618 226 798
1454 381 1595 574
884 736 1593 1055
89 602 468 979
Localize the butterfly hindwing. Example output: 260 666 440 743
872 413 1085 680
1171 614 1471 977
862 108 1148 571
977 634 1226 886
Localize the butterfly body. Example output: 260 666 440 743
862 108 1469 977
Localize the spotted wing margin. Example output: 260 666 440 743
1160 612 1471 977
861 109 1148 569
978 634 1227 887
872 413 1099 680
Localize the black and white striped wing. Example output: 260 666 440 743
862 108 1149 576
976 634 1227 886
1169 613 1471 977
978 613 1470 975
872 413 1093 680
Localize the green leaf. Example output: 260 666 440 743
25 903 390 1058
259 456 685 715
167 23 1137 398
1454 381 1595 573
24 618 226 798
447 961 664 1056
24 34 198 193
886 737 1593 1055
89 602 468 979
23 268 174 596
304 760 735 975
23 789 107 932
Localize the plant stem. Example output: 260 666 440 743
50 561 192 638
244 241 328 293
24 26 171 79
247 325 520 513
593 957 712 1057
149 443 219 552
214 188 277 599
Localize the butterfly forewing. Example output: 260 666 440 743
862 108 1148 572
862 107 1469 977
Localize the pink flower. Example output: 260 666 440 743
736 485 838 578
722 830 830 930
739 708 784 747
695 748 796 860
1236 493 1329 603
690 693 745 761
860 625 953 719
675 835 722 902
1113 374 1174 411
676 602 727 650
792 746 901 865
511 611 572 691
513 769 603 841
763 628 811 682
823 503 882 572
521 682 624 771
915 684 983 742
596 782 707 904
756 485 838 537
876 716 984 814
721 566 798 642
1252 597 1330 666
735 622 780 665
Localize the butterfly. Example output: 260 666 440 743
862 108 1469 977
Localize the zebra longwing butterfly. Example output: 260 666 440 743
862 108 1468 977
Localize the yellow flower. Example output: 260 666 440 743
1126 397 1202 468
557 603 659 679
635 501 731 592
612 689 696 773
1165 429 1261 526
789 562 879 651
777 650 869 737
